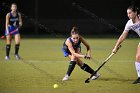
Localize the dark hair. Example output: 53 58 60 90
71 27 79 35
127 5 140 16
11 3 17 7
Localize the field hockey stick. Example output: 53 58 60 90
1 28 18 39
85 45 122 83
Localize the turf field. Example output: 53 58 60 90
0 38 140 93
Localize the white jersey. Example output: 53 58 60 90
124 16 140 37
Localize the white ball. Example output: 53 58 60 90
53 84 58 88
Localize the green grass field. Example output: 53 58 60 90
0 38 140 93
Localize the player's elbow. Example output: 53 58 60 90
87 46 90 50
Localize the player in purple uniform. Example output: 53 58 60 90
5 3 22 60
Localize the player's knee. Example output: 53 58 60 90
15 39 20 44
6 39 11 44
71 58 77 61
71 55 77 61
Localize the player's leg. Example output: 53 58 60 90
62 55 77 81
62 48 80 81
76 57 100 80
66 55 76 75
62 54 84 81
62 47 76 81
71 55 94 75
63 48 82 80
65 48 81 76
133 43 140 84
62 48 99 81
5 35 12 60
66 47 86 73
14 33 21 60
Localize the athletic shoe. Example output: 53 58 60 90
91 72 100 80
5 56 10 60
14 54 21 60
133 78 140 84
62 74 69 81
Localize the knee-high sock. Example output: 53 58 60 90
66 61 76 76
135 62 140 78
15 44 20 55
6 44 11 56
81 63 95 74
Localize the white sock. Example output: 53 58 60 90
135 62 140 78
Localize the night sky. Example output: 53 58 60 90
0 0 140 35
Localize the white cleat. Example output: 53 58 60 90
15 54 21 60
5 56 10 60
62 74 69 81
91 72 100 80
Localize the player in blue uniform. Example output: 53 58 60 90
62 27 100 81
5 3 22 60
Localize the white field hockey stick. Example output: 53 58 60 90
85 45 122 83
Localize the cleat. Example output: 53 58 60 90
62 74 69 81
133 78 140 84
14 54 21 60
91 72 100 80
5 56 10 60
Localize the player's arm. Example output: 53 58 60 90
18 13 22 28
5 13 10 34
80 35 91 59
112 31 128 53
66 39 85 58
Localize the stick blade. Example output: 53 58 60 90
85 78 90 83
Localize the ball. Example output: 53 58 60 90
53 84 58 88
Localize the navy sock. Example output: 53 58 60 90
66 61 76 76
15 44 20 55
81 63 95 74
6 44 11 56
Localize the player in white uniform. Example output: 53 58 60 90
112 6 140 84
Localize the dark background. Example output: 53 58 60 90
0 0 140 37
